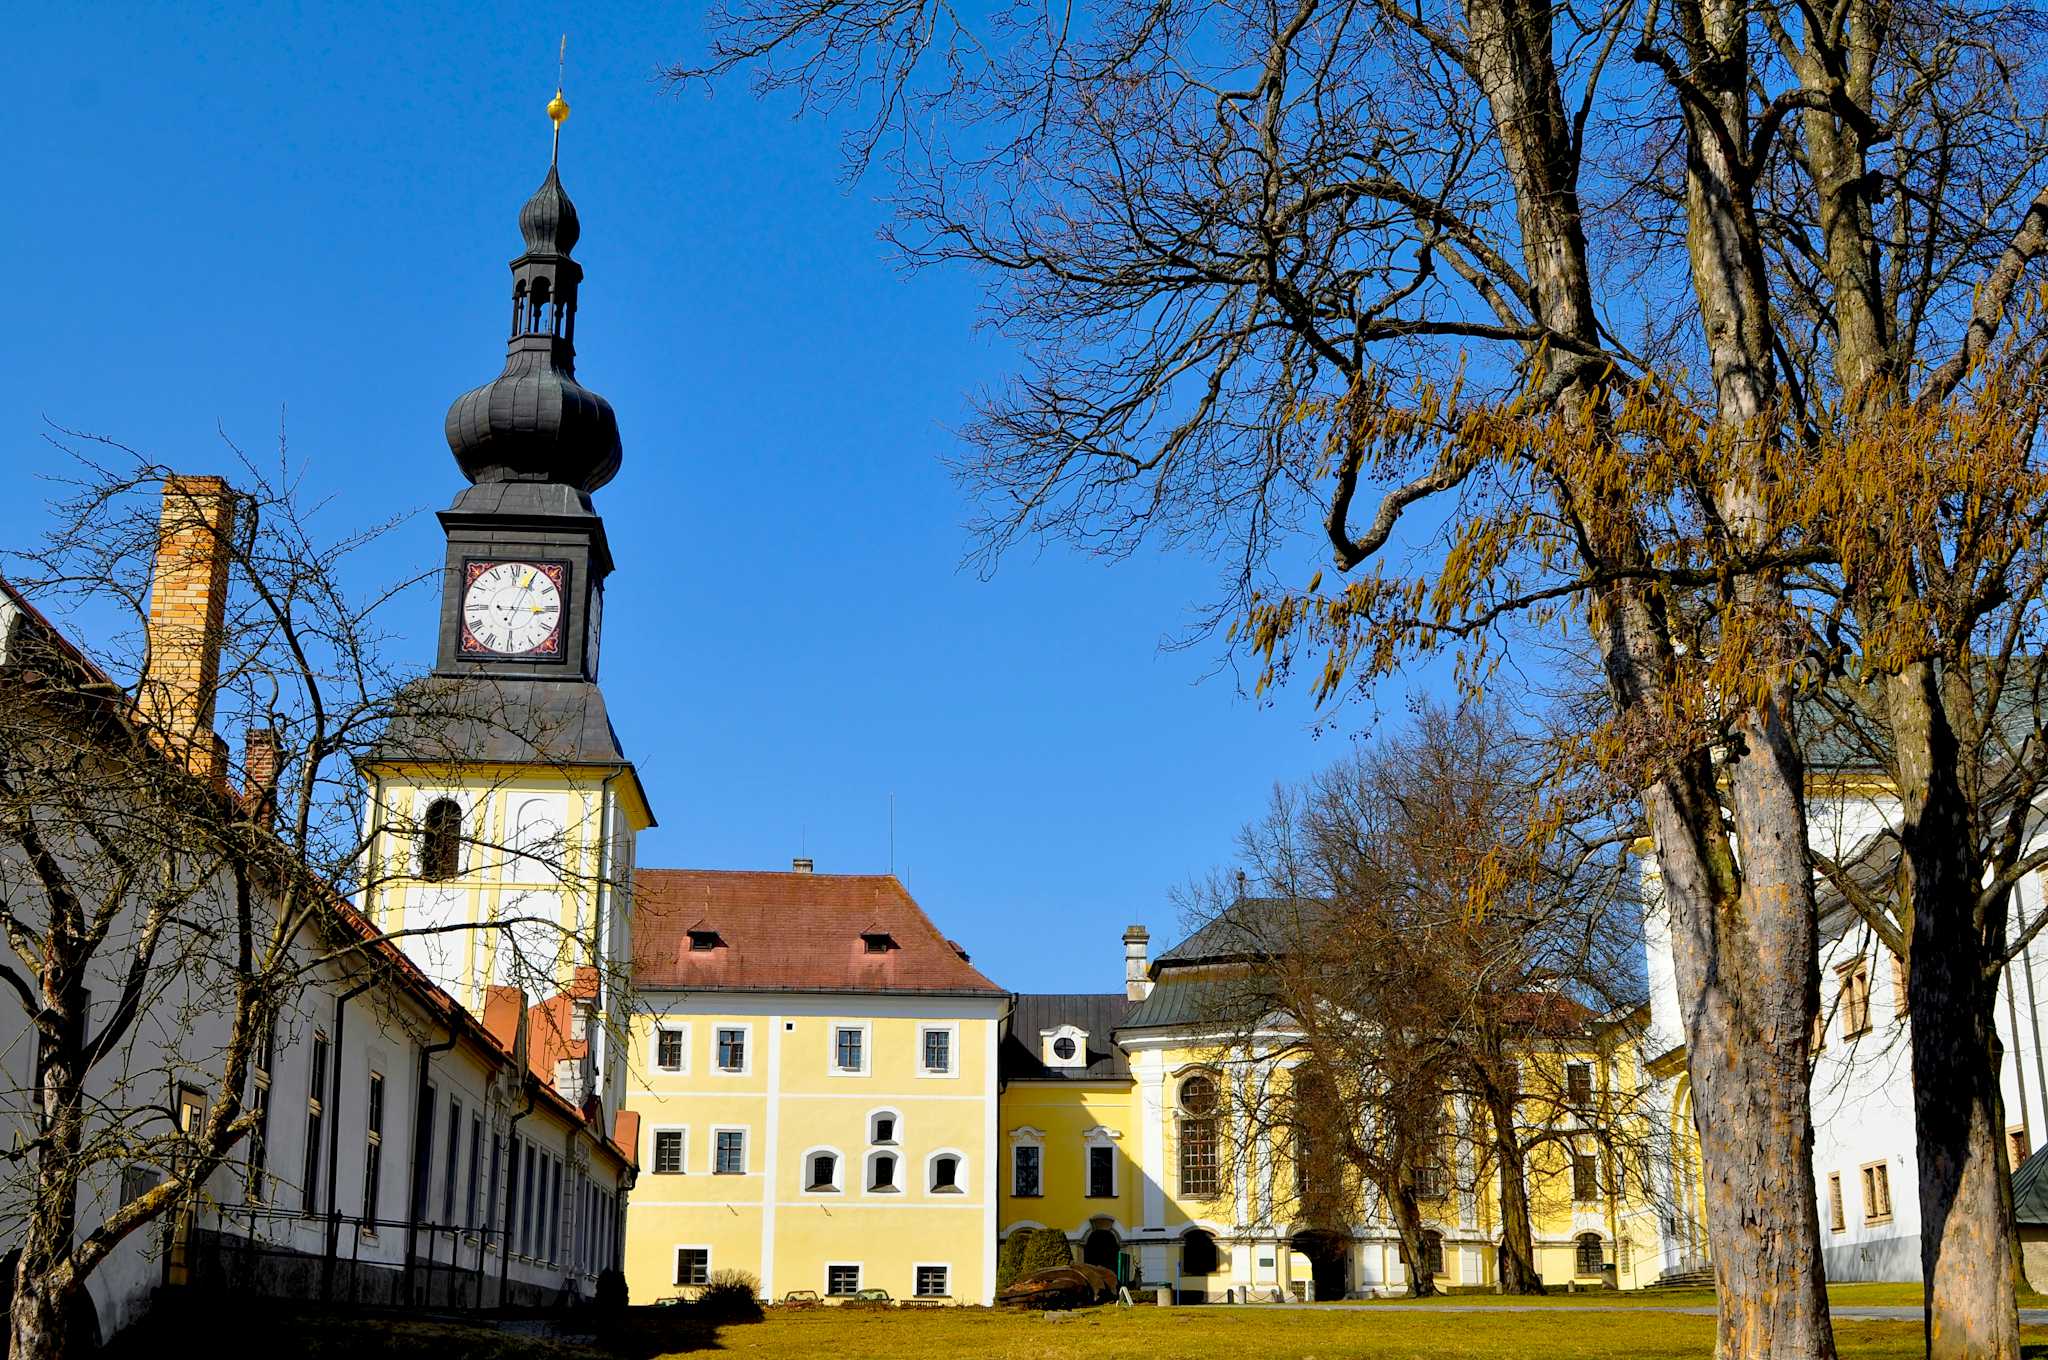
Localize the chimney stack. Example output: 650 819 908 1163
140 475 238 782
1123 925 1152 1001
791 856 814 874
241 726 281 828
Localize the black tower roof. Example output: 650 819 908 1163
445 146 621 494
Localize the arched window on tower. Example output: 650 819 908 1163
418 798 462 882
512 280 528 336
528 278 552 334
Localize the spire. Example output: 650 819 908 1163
443 58 621 495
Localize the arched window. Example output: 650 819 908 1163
1420 1230 1445 1277
866 1150 898 1192
418 798 462 881
804 1149 840 1193
1178 1073 1220 1198
1180 1228 1219 1276
869 1109 900 1145
929 1152 964 1193
528 278 551 334
1575 1232 1605 1276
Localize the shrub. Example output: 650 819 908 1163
594 1268 629 1317
1022 1227 1076 1275
697 1270 763 1323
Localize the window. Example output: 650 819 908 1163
861 931 895 954
930 1153 962 1193
413 1087 437 1221
1420 1230 1445 1277
1862 1161 1893 1223
1012 1145 1042 1197
807 1151 840 1192
1620 1238 1632 1272
1575 1233 1604 1276
487 1134 503 1243
1087 1145 1115 1198
361 1072 385 1233
655 1027 686 1072
870 1111 898 1145
1828 1172 1846 1232
715 1129 747 1175
1179 1073 1220 1199
914 1265 949 1299
716 1027 747 1073
247 1017 274 1202
2012 1128 2033 1167
1412 1150 1447 1201
120 1165 158 1210
549 1158 563 1264
1052 1036 1077 1061
653 1129 686 1175
1180 1074 1219 1116
868 1152 899 1192
687 929 723 951
1839 959 1873 1037
520 1140 537 1255
1566 1062 1594 1106
466 1115 483 1229
833 1026 866 1074
442 1096 462 1224
418 797 462 881
676 1247 710 1287
176 1084 206 1139
1892 953 1909 1015
1181 1229 1219 1275
920 1026 953 1075
1812 1006 1829 1052
826 1264 861 1297
1573 1152 1599 1202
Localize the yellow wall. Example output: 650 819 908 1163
623 995 1003 1306
998 1079 1139 1244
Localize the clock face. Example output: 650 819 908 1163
459 559 568 659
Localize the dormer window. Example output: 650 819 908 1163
687 929 724 952
861 931 896 954
1041 1025 1089 1069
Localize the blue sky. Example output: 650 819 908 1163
6 2 1428 993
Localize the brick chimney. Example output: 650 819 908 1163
240 726 281 827
140 476 238 782
1123 925 1152 1001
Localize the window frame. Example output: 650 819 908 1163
802 1146 845 1195
864 1148 902 1195
714 1024 752 1076
654 1023 690 1074
1572 1151 1600 1203
1565 1061 1595 1107
361 1070 386 1236
1420 1229 1445 1278
1828 1171 1846 1233
1011 1141 1043 1198
926 1148 968 1195
651 1126 688 1176
1084 1135 1119 1199
917 1023 959 1079
830 1023 871 1077
712 1126 749 1176
1838 957 1873 1038
1574 1233 1605 1277
824 1262 863 1298
674 1245 713 1288
912 1263 951 1299
1861 1160 1893 1224
868 1107 902 1146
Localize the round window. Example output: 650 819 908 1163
1053 1037 1078 1060
1180 1074 1219 1115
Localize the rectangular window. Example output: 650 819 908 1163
656 1027 685 1072
914 1265 949 1298
361 1072 385 1233
653 1129 686 1175
1087 1145 1115 1198
412 1085 437 1221
1421 1232 1444 1277
549 1157 563 1264
1179 1118 1218 1199
716 1028 747 1073
1565 1062 1594 1106
302 1032 329 1216
442 1096 462 1224
1828 1172 1846 1232
247 1020 273 1202
1862 1161 1893 1223
834 1027 865 1074
1573 1153 1599 1202
2012 1128 2033 1167
121 1164 158 1210
715 1129 746 1175
676 1247 710 1286
507 1139 524 1255
466 1115 483 1230
1892 953 1909 1016
826 1264 861 1297
521 1140 537 1254
921 1027 952 1075
1013 1145 1041 1197
1840 959 1873 1037
488 1134 503 1244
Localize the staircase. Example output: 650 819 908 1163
1647 1267 1716 1290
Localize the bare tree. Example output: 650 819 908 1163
0 443 620 1360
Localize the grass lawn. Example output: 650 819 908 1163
1327 1282 2048 1309
683 1306 2048 1359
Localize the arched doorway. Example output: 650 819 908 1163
1181 1228 1219 1277
1291 1229 1349 1301
1083 1227 1121 1274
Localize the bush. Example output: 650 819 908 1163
595 1268 629 1317
999 1227 1077 1288
697 1270 763 1323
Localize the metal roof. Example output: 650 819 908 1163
1001 994 1134 1081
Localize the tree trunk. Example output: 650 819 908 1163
1384 1183 1440 1299
1886 662 2023 1360
1485 1086 1545 1294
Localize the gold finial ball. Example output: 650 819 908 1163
547 89 571 125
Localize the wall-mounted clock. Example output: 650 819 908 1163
458 559 570 660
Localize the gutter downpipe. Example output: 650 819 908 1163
404 1018 461 1302
321 976 378 1302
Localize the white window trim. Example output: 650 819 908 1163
862 1147 905 1196
712 1023 753 1076
710 1124 751 1176
653 1022 691 1075
824 1261 863 1298
911 1261 952 1299
829 1022 872 1077
801 1145 846 1195
649 1124 689 1176
673 1243 714 1288
868 1106 903 1147
1009 1127 1045 1198
925 1147 969 1196
1040 1024 1089 1069
1083 1125 1122 1198
917 1022 961 1079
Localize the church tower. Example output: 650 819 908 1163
363 89 653 1113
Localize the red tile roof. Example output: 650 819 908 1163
634 870 1005 995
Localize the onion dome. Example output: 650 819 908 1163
444 90 621 494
